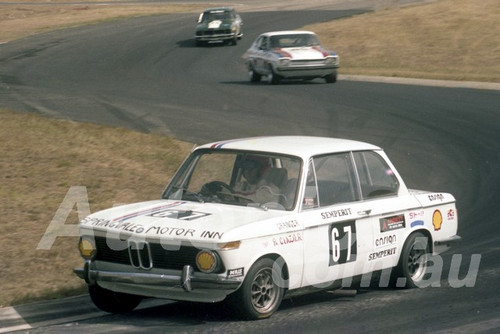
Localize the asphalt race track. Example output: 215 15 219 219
1 3 500 333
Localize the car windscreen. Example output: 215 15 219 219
163 150 302 211
270 34 320 48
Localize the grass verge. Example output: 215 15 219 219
0 2 209 42
0 109 192 307
306 0 500 82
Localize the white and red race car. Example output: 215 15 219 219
75 136 460 319
242 31 340 84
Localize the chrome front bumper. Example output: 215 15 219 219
275 66 338 79
74 260 241 302
194 33 236 42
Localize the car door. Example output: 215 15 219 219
350 150 422 276
254 36 269 73
300 152 375 288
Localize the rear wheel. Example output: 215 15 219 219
227 258 285 320
393 232 430 288
89 284 142 313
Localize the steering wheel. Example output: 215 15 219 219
201 181 253 204
201 181 234 195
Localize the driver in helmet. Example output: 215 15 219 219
234 156 282 204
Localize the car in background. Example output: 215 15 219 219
243 31 340 84
75 136 460 319
195 7 243 46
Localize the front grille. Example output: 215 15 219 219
94 236 215 272
197 29 232 36
290 59 326 66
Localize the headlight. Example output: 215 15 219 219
196 250 220 273
78 236 96 260
325 56 339 65
279 58 291 66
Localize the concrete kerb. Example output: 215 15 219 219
340 75 500 91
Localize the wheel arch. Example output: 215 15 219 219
250 252 290 290
396 228 434 266
408 228 434 253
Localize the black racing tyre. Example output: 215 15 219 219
325 73 337 83
267 65 281 85
392 232 430 288
89 284 142 313
226 258 285 320
248 66 261 82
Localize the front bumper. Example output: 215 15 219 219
275 65 338 79
75 260 241 303
195 33 237 42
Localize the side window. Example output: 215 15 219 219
260 36 268 50
303 153 359 209
314 153 359 206
353 151 399 199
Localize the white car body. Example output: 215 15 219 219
242 31 340 84
75 136 460 319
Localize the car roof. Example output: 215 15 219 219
259 31 317 37
203 7 234 13
196 136 381 159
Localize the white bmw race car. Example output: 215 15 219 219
242 31 340 84
75 136 460 319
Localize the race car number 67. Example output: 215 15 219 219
329 220 357 266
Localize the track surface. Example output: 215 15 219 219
1 1 499 333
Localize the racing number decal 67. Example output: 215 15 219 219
329 220 357 266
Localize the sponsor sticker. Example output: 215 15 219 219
379 214 406 232
374 234 397 248
227 267 244 278
368 247 397 261
433 210 443 231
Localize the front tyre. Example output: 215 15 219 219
89 284 142 313
325 73 337 83
267 65 281 85
393 232 430 288
227 258 285 320
248 65 261 82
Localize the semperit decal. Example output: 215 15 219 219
379 214 406 233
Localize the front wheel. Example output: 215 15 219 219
393 232 430 288
89 284 142 313
226 258 285 320
267 65 281 85
325 73 337 83
248 66 261 82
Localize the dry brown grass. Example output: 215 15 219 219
0 1 210 42
0 109 193 306
306 0 500 82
